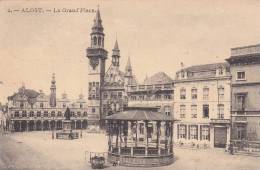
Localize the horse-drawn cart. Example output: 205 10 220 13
86 152 106 169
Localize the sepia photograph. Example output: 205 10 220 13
0 0 260 170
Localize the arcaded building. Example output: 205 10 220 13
7 74 88 132
174 63 231 148
226 44 260 148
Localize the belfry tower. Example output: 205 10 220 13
86 7 108 128
50 73 56 107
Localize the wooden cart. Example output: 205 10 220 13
88 152 106 169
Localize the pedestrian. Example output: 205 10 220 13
229 142 234 155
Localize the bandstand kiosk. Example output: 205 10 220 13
106 107 175 167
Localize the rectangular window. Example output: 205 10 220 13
218 86 224 100
180 88 186 99
180 105 186 118
139 123 144 135
179 125 186 139
191 105 197 118
190 125 198 140
237 71 245 80
203 104 209 118
164 106 171 116
118 92 122 98
191 88 197 99
131 96 137 101
139 95 144 101
44 111 48 117
164 95 171 100
236 94 246 111
103 93 108 99
14 111 19 117
92 108 95 113
237 126 246 140
201 126 210 140
218 104 224 119
155 95 161 100
203 87 209 100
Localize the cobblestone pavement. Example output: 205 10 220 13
0 132 259 170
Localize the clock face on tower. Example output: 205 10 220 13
89 58 99 70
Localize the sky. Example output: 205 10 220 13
1 0 260 103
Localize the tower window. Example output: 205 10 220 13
98 37 101 46
93 36 97 45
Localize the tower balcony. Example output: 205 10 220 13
86 48 107 59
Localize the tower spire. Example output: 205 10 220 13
125 56 132 74
92 6 103 34
90 6 105 48
112 38 120 67
50 73 56 107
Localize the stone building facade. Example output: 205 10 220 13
7 74 88 132
226 44 260 146
127 72 174 116
174 63 231 148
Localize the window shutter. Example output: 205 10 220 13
177 124 179 139
185 125 187 139
200 125 202 140
208 126 210 141
196 125 198 140
188 125 190 140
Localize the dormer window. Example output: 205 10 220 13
20 102 24 108
218 67 224 75
237 71 246 80
181 71 185 78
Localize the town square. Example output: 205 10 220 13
0 131 259 170
1 0 260 169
